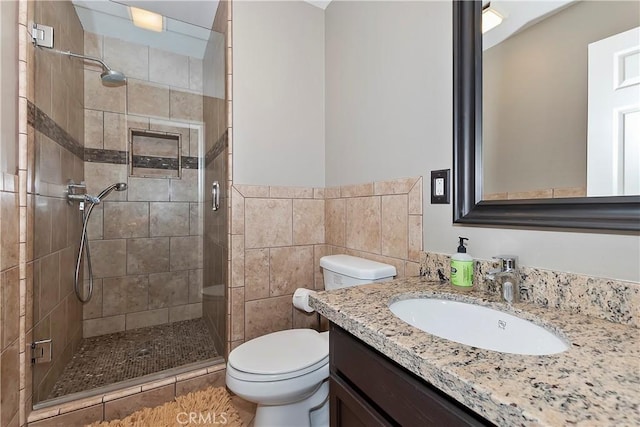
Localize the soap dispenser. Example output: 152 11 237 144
451 237 473 288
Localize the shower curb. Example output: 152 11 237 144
27 360 226 425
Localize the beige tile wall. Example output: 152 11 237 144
80 166 204 337
81 34 206 337
227 177 423 351
229 185 325 350
28 0 86 407
32 3 84 144
1 178 21 427
82 32 203 157
15 0 34 421
324 177 423 277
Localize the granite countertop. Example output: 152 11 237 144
309 277 640 426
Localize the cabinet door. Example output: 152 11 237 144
330 324 493 427
330 374 392 427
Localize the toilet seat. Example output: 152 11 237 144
228 329 329 382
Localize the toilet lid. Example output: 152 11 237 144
228 329 329 375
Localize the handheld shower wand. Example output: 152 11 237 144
72 182 128 303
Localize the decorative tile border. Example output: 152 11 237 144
131 155 181 170
29 101 202 170
182 156 199 169
27 101 84 159
205 130 228 167
84 148 199 170
84 148 128 164
420 251 640 327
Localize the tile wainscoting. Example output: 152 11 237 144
228 176 425 352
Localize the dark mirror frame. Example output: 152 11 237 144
452 0 640 231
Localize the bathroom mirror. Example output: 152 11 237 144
453 0 640 231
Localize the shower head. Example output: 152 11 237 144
97 182 128 200
41 48 127 87
100 69 127 87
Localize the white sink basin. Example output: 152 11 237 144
389 298 569 355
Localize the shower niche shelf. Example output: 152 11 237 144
129 129 182 179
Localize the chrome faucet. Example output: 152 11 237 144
486 256 519 304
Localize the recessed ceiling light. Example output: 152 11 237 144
130 6 164 32
482 7 504 34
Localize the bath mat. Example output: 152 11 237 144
86 386 244 427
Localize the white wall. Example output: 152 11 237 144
483 0 640 195
324 1 639 282
233 0 639 282
0 0 18 175
232 1 325 187
325 1 449 186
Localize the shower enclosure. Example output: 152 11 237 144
29 0 229 405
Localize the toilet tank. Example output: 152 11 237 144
320 255 396 290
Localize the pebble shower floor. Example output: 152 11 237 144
47 318 219 399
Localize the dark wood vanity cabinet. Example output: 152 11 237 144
329 323 494 427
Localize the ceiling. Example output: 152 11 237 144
71 0 220 58
71 0 333 59
304 0 332 10
483 0 575 50
115 0 219 29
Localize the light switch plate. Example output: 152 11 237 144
434 178 445 196
430 169 450 204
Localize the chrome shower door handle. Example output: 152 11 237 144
212 181 220 211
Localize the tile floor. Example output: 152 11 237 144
231 395 257 427
47 318 219 399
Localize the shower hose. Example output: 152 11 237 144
74 200 98 303
72 182 127 303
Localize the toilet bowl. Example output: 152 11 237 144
226 329 330 427
226 255 396 427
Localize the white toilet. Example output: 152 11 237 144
225 255 396 427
